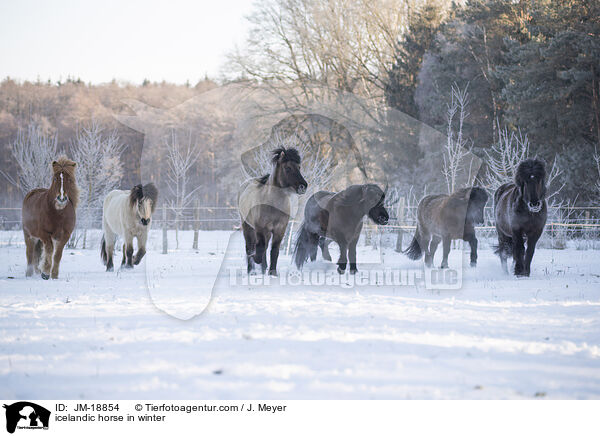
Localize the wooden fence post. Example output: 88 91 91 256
285 221 295 255
162 204 168 254
395 196 405 252
193 200 199 250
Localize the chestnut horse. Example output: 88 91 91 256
22 157 79 279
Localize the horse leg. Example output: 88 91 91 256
319 238 332 261
133 232 147 265
121 243 126 267
242 221 256 273
348 238 358 274
512 232 526 276
440 236 451 269
104 229 117 272
32 240 42 274
51 238 67 279
123 236 134 269
254 232 267 274
337 241 348 274
269 231 284 276
524 231 542 277
40 237 54 280
464 232 478 267
496 231 511 274
425 235 440 267
309 233 318 262
24 233 36 277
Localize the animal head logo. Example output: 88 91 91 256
3 402 50 434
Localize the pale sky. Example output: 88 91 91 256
0 0 255 84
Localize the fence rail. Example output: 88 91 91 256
1 205 600 235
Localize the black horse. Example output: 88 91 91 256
293 184 389 274
494 159 547 276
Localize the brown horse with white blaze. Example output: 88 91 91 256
22 156 79 279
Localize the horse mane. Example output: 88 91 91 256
469 187 489 205
271 147 301 164
333 184 384 207
49 156 80 208
256 174 270 185
448 186 488 205
129 183 158 212
515 159 546 185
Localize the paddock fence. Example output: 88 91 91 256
2 204 600 251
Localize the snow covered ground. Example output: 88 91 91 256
1 229 599 399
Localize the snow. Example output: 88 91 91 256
1 229 599 399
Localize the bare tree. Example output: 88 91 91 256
165 129 202 248
443 83 471 194
594 149 600 196
227 0 414 109
71 120 125 248
485 121 563 199
1 123 58 193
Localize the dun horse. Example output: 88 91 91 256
22 157 79 279
293 184 389 274
101 183 158 271
404 187 488 268
238 147 308 275
494 159 547 276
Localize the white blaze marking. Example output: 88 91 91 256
60 173 65 198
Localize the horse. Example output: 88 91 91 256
238 147 308 276
101 183 158 271
293 184 389 274
494 159 547 276
404 187 488 268
22 156 79 279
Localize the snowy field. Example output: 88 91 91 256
1 229 599 399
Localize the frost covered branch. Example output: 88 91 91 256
443 83 471 194
1 123 58 193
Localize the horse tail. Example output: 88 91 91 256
404 226 423 260
100 235 108 265
293 222 318 270
493 238 513 257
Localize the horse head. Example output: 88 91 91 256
272 147 308 194
364 184 389 225
466 187 488 224
130 183 158 226
516 159 546 213
51 157 77 210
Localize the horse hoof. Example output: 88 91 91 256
470 262 477 267
106 267 114 272
41 272 49 280
337 267 345 275
269 270 278 277
440 264 448 269
349 269 357 275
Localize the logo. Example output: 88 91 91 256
3 402 50 434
